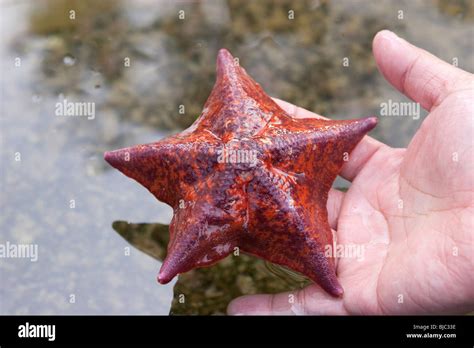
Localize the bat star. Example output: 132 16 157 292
104 49 377 297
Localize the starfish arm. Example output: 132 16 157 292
190 49 287 140
241 166 343 297
158 171 247 283
257 116 377 192
104 132 219 207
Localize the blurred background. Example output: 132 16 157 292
0 0 473 314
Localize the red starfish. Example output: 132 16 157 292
104 49 377 297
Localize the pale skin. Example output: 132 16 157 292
227 30 474 315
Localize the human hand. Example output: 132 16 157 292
227 30 474 315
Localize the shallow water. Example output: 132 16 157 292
1 0 472 314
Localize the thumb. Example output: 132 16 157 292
227 285 348 315
372 30 473 111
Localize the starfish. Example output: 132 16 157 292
104 49 377 297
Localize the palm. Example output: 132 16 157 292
337 88 473 314
227 30 473 315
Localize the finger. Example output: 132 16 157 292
273 97 387 182
328 188 344 229
227 284 348 315
373 30 473 111
273 97 326 120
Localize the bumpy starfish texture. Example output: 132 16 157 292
104 49 377 297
